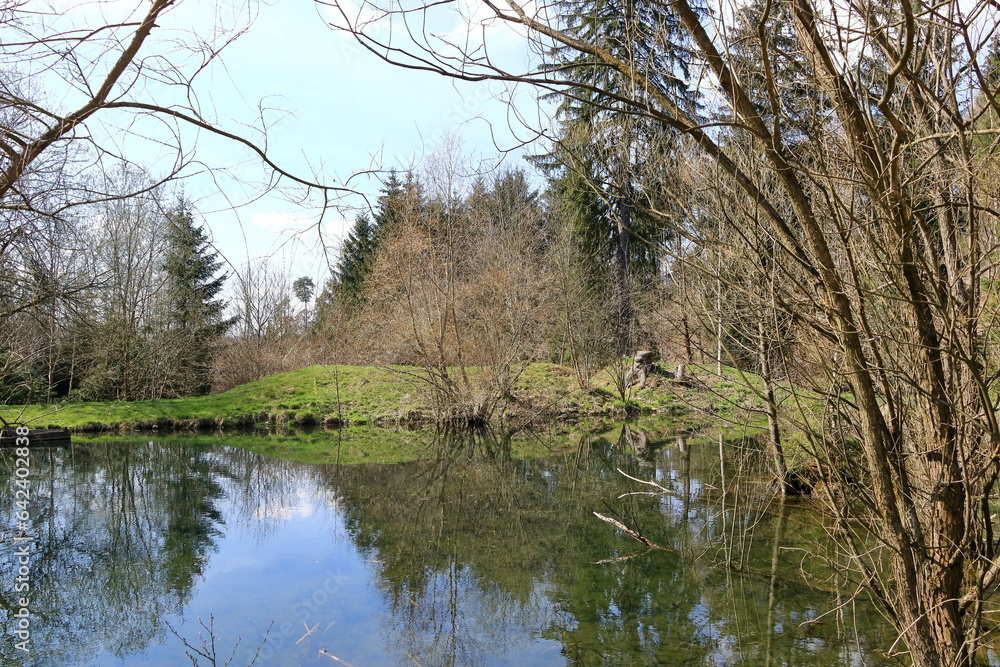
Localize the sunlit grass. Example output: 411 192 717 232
0 362 771 432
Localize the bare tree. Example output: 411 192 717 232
81 166 169 400
329 0 1000 662
0 1 349 335
211 259 301 391
0 1 345 202
356 149 554 424
0 0 361 401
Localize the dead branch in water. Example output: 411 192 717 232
593 512 672 551
615 467 679 499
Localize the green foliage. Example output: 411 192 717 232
529 0 700 352
160 198 236 395
725 0 823 146
292 276 315 305
331 213 378 309
372 169 413 236
292 275 316 331
163 201 228 331
546 0 697 112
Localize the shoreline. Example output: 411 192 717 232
0 362 768 434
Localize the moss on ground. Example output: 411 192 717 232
0 362 774 433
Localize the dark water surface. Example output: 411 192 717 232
0 427 900 666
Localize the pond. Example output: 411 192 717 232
0 425 901 666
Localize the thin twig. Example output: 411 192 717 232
615 468 678 498
593 512 671 551
297 622 319 644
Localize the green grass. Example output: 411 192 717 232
1 365 426 431
0 362 775 432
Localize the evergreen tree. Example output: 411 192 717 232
543 147 610 290
485 168 543 232
373 169 408 237
330 170 424 310
725 0 825 153
467 167 548 257
292 276 315 305
292 276 315 329
531 0 699 351
161 199 235 395
333 213 378 309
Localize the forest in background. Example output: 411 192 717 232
7 0 1000 662
0 150 710 406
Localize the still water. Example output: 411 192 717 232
0 426 899 666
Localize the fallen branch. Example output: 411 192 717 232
615 468 678 499
593 512 671 551
593 552 649 565
318 649 356 666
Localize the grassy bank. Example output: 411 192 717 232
0 362 769 433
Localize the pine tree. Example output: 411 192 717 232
333 213 378 309
292 276 315 329
329 170 425 310
532 0 698 351
161 199 235 395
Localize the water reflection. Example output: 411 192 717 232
0 442 224 664
0 427 900 665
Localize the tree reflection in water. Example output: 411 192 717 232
0 427 901 665
0 442 225 665
326 427 900 666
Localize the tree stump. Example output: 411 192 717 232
625 350 656 389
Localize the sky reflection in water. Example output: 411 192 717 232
0 429 900 666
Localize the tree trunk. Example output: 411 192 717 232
758 320 790 494
614 195 633 354
765 495 788 667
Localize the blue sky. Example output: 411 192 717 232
38 0 549 289
173 0 547 287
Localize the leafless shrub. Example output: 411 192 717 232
351 152 556 422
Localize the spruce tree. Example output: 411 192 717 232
329 170 423 310
372 169 407 237
333 212 377 309
162 199 235 395
485 168 542 231
533 0 699 351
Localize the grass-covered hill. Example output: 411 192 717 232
0 363 768 432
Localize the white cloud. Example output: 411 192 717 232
254 496 316 521
211 555 262 575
